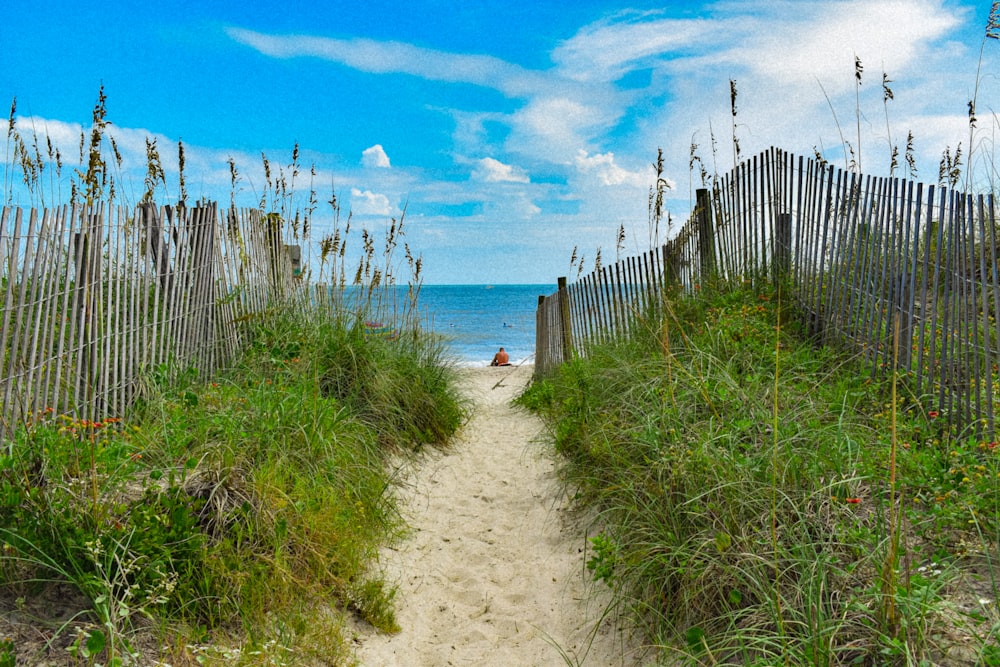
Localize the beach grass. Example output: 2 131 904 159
0 296 465 664
518 279 1000 665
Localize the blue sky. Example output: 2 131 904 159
2 0 997 284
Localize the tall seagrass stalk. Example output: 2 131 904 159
882 72 898 176
770 282 788 664
730 79 741 167
854 55 863 172
4 97 15 204
661 299 674 408
965 2 1000 191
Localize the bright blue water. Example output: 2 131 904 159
415 284 550 366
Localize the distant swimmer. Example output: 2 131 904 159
490 347 511 366
503 322 514 328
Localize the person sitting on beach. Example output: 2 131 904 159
490 347 510 366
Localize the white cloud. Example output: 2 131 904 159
521 200 542 216
6 116 252 204
574 150 651 188
553 11 711 83
225 26 549 98
446 108 509 155
13 117 175 173
480 192 542 219
350 187 392 215
507 97 614 160
721 0 962 91
14 117 84 156
472 157 529 183
561 0 975 189
362 144 391 168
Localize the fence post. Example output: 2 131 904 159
696 188 714 279
534 294 546 378
558 276 573 363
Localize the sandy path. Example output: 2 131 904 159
353 364 648 667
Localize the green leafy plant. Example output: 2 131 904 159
0 638 13 667
586 533 619 585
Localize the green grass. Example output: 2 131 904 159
519 280 1000 665
0 298 465 665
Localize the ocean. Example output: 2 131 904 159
414 284 552 366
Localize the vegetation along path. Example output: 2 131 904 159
354 364 647 666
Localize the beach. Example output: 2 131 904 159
353 364 649 666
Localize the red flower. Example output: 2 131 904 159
927 411 939 419
845 497 862 504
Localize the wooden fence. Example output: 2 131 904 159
0 202 298 441
536 147 1000 440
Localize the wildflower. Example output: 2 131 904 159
845 497 861 504
928 410 939 419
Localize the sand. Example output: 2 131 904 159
352 364 650 667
